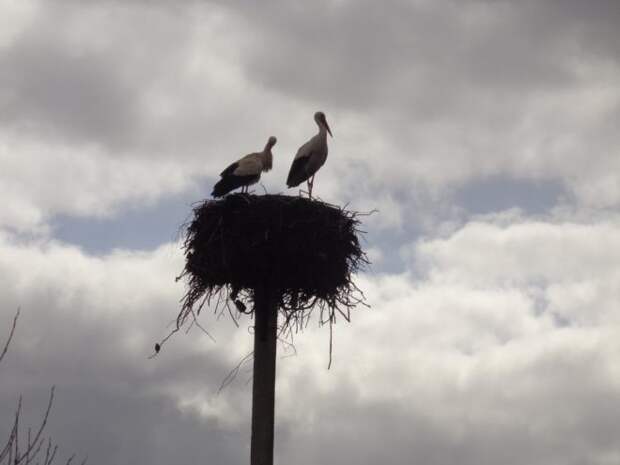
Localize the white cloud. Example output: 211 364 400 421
0 0 37 49
415 217 620 284
1 1 620 463
272 213 620 464
0 231 257 462
412 214 620 325
2 210 620 463
0 134 194 231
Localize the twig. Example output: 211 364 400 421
217 351 254 394
0 308 20 364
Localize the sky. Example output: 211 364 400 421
0 0 619 463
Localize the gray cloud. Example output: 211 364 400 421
0 33 139 148
217 0 617 112
0 384 247 465
2 0 618 231
1 2 620 464
0 239 253 465
2 214 620 464
205 0 620 208
0 1 198 152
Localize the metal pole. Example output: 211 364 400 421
250 286 278 465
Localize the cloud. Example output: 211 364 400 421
2 0 618 237
220 0 620 109
0 135 193 231
415 215 620 284
272 213 620 464
210 0 620 207
412 213 620 324
0 233 255 464
2 211 620 464
0 29 140 148
0 2 619 463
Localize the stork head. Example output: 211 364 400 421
263 136 276 171
266 136 277 148
314 111 332 137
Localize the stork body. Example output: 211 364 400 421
286 112 332 199
212 137 276 197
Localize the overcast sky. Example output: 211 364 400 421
1 0 619 463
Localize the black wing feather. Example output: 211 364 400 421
211 174 259 197
220 162 239 177
286 155 311 187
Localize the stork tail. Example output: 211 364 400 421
212 175 259 197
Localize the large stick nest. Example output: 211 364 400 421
176 193 368 331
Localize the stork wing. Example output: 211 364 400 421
220 153 262 177
220 161 239 177
232 154 263 176
293 139 313 160
287 149 314 187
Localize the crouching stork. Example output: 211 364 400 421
212 136 277 197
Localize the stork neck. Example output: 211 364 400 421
262 149 273 171
318 125 328 137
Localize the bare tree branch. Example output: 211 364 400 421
0 308 19 364
1 309 87 465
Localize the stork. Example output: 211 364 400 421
211 136 276 197
286 111 332 199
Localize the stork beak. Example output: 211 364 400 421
324 120 333 138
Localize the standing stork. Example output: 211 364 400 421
286 111 332 199
211 136 277 197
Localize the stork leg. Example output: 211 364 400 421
307 175 315 200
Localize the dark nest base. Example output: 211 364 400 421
176 193 368 332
